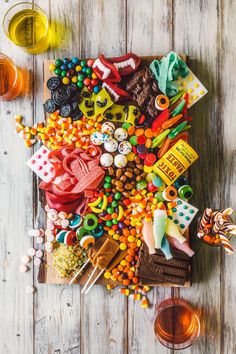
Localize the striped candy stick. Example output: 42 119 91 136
218 231 234 255
197 208 212 238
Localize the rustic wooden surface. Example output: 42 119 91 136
0 1 235 353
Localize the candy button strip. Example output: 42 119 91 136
26 145 55 183
174 68 208 108
168 197 198 233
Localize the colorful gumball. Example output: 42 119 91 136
104 138 118 152
100 153 114 167
101 122 115 134
114 128 128 141
118 141 132 155
114 154 128 168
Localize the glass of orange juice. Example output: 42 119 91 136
154 298 200 350
3 2 51 54
0 53 23 101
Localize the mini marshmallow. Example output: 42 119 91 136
34 258 42 266
21 255 31 264
28 248 36 257
35 249 44 258
19 264 29 273
36 236 44 245
26 286 35 294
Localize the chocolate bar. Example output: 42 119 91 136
136 243 190 286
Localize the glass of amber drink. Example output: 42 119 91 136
154 298 200 350
0 53 23 101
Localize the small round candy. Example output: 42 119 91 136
78 73 85 81
101 122 115 134
174 175 189 189
178 185 193 200
81 60 86 67
72 57 79 64
153 176 164 188
114 128 128 142
104 138 118 153
136 180 147 190
34 258 42 266
36 249 44 258
49 63 56 71
55 59 63 67
26 285 35 294
118 141 132 155
100 153 114 167
80 235 95 249
162 186 178 201
19 264 29 273
90 132 103 145
114 154 128 168
28 248 36 257
93 86 100 93
83 214 98 231
146 172 156 182
87 59 94 67
68 62 75 69
155 94 169 110
64 231 77 246
21 255 31 264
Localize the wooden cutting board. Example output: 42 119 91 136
38 54 191 287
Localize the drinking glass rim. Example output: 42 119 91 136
0 53 18 96
3 1 49 44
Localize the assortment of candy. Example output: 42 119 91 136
16 51 234 302
197 208 236 254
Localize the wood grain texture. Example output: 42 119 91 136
33 1 82 354
0 1 34 354
173 1 222 353
0 0 236 353
220 0 236 353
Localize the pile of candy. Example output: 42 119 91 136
16 51 215 300
198 208 236 254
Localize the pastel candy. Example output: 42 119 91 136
153 209 167 249
167 235 194 257
69 214 82 229
165 218 187 244
142 220 156 255
160 237 173 260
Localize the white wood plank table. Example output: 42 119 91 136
0 1 235 353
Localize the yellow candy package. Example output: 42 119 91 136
153 139 198 185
